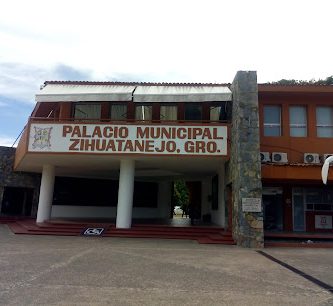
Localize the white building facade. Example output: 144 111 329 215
14 71 264 247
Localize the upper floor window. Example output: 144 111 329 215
160 105 177 121
210 102 227 121
110 104 127 121
185 104 202 121
316 106 333 137
135 104 152 121
74 103 101 120
289 106 307 137
263 105 281 136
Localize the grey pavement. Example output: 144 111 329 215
0 224 332 306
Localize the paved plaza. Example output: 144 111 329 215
0 224 332 305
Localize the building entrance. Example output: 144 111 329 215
263 188 283 231
1 187 33 216
187 181 202 224
172 180 204 225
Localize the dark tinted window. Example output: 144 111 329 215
185 104 202 121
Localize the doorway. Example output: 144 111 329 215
262 187 283 231
172 180 190 219
1 187 33 216
171 180 202 225
186 181 202 224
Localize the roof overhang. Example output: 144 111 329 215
258 84 333 93
133 85 232 103
35 83 232 103
36 84 136 102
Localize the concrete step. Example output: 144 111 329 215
265 232 333 240
207 234 234 242
5 219 235 245
197 237 236 245
104 232 198 241
265 241 333 248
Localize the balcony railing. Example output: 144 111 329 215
29 116 229 124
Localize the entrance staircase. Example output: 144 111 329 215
1 218 235 245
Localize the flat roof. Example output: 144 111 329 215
258 84 333 93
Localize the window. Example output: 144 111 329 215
185 104 202 121
53 177 118 207
303 188 333 211
263 105 281 136
316 106 333 137
133 182 158 208
74 103 101 120
293 187 333 221
110 104 127 120
135 104 152 121
160 105 177 121
210 103 227 121
289 106 307 137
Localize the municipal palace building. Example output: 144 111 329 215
1 71 333 248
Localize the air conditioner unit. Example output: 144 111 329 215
304 153 320 164
272 152 288 163
260 152 270 163
323 154 333 162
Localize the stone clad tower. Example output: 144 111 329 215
230 71 264 248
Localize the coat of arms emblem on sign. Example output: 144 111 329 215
32 127 53 149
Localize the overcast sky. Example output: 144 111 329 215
0 0 332 146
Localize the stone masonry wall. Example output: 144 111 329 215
0 146 41 216
229 71 263 248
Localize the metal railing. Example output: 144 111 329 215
28 116 229 125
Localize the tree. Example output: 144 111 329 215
269 75 333 85
173 180 189 212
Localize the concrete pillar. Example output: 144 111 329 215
36 165 55 223
116 159 135 228
218 164 226 227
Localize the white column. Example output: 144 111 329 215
116 159 135 228
36 165 55 223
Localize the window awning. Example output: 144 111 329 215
133 85 232 103
36 84 136 102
